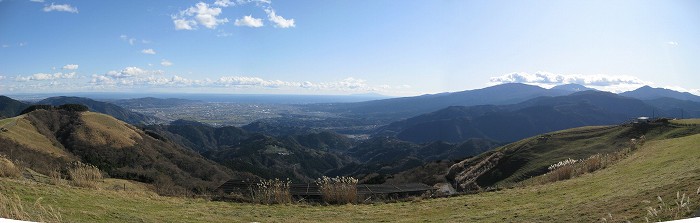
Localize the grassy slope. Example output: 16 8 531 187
0 115 70 158
75 112 143 149
2 128 699 222
456 122 700 188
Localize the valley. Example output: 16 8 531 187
2 83 700 222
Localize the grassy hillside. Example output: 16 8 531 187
2 124 699 222
0 110 246 194
447 122 700 190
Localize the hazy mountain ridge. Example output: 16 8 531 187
37 96 160 125
0 96 29 118
379 90 686 143
621 85 700 102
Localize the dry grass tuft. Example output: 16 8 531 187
67 162 103 189
49 169 66 186
644 187 698 222
0 155 22 178
536 135 645 185
250 178 291 204
0 193 62 223
315 176 358 204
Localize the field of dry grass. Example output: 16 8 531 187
0 116 70 158
0 129 698 222
75 112 142 149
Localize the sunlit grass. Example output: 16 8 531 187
1 131 698 222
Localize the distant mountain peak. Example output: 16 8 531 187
621 86 700 102
550 84 595 92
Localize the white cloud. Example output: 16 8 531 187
489 71 654 93
234 15 264 27
214 0 234 7
667 41 679 47
160 59 173 67
15 72 77 81
173 19 196 30
30 0 45 2
119 34 138 45
217 76 298 88
173 2 228 30
18 42 26 47
62 64 79 70
264 8 295 28
43 3 78 13
105 67 164 78
141 49 156 55
1 44 8 48
490 71 649 86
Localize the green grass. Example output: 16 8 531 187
671 119 700 125
2 131 699 222
0 117 15 127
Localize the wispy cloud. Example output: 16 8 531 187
264 7 294 28
120 34 136 45
15 72 77 81
667 41 679 47
160 59 173 67
43 3 78 13
87 71 406 94
172 0 295 31
103 67 164 79
214 0 235 7
62 64 79 70
29 0 45 3
141 49 156 55
234 15 264 27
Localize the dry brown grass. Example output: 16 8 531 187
316 176 358 204
0 155 22 178
67 162 103 189
75 112 142 149
535 136 644 185
0 192 63 223
643 187 699 223
250 178 291 204
0 117 69 158
49 169 66 186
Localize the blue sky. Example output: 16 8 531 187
0 0 698 96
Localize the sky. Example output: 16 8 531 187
0 0 699 96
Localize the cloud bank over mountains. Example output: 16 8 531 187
489 71 660 93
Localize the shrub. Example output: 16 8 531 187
67 162 103 189
19 105 55 115
250 178 291 204
57 104 89 112
315 176 358 204
0 155 22 178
